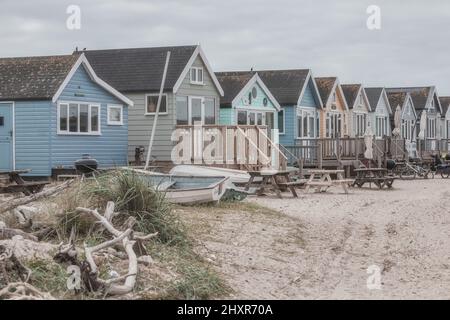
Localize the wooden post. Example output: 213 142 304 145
318 142 323 169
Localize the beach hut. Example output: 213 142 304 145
241 69 324 147
341 84 372 138
82 45 224 164
215 72 281 134
386 91 417 158
386 87 442 153
0 53 133 176
315 77 349 138
364 88 392 139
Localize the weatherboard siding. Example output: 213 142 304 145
299 79 320 108
176 54 221 122
14 101 52 176
219 108 233 125
279 106 296 145
51 64 128 169
127 92 175 162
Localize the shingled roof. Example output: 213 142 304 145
78 45 198 93
386 87 438 112
341 84 362 109
385 91 409 110
315 77 337 105
0 55 79 101
215 72 255 107
439 97 450 116
364 87 384 111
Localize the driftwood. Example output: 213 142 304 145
0 180 74 214
0 244 32 286
55 201 157 296
0 282 54 300
0 222 38 241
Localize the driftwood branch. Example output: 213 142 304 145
0 282 54 300
0 180 74 214
63 204 156 296
0 223 38 242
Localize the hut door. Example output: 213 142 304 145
0 103 14 171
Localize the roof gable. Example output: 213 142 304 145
439 97 450 117
365 87 392 114
342 84 371 111
386 86 441 113
53 54 133 106
215 72 280 110
80 45 223 96
298 75 323 108
315 77 349 110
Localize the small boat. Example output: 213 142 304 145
169 165 252 184
126 168 230 205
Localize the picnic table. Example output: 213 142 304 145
244 170 305 198
353 168 395 189
304 169 354 194
0 170 49 195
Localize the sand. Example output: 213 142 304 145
186 178 450 299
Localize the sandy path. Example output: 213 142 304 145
185 178 450 299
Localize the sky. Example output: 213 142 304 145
1 0 450 94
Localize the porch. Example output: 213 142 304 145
173 125 287 171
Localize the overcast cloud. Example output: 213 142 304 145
1 0 450 94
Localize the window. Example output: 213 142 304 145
375 116 388 138
427 117 436 139
190 67 204 85
297 110 316 138
354 113 367 137
278 110 285 134
176 96 188 125
402 120 414 141
107 105 123 125
204 98 215 125
237 111 247 125
326 113 342 138
58 102 100 135
146 94 167 114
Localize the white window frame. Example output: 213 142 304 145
278 109 285 135
190 67 204 85
107 104 124 126
326 112 342 138
296 109 317 139
354 112 367 137
145 93 168 115
57 101 101 135
375 116 388 138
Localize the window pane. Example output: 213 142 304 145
191 68 197 82
69 104 78 132
60 104 68 131
249 112 255 125
257 113 263 126
91 106 99 132
297 117 302 138
204 98 215 124
109 107 121 123
278 110 284 133
79 104 89 132
237 111 247 125
191 98 202 124
147 95 167 113
176 96 188 125
303 116 307 137
309 117 314 137
198 69 203 83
